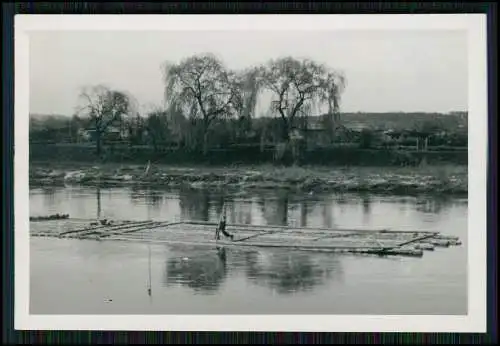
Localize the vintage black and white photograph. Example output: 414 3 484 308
15 14 487 332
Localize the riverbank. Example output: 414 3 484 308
29 161 468 196
30 143 468 167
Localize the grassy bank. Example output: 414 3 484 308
29 143 468 166
29 161 468 196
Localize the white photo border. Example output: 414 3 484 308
14 14 487 332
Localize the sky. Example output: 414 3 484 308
29 29 468 116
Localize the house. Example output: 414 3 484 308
78 125 129 143
300 115 363 146
344 122 371 132
77 128 93 142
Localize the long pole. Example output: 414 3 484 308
145 160 152 298
147 240 152 297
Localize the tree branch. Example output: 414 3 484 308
289 96 305 121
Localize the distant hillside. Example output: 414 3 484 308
29 114 71 131
330 112 467 132
252 111 467 133
30 113 69 120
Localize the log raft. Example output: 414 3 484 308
29 217 462 258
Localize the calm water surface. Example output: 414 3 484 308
29 186 468 315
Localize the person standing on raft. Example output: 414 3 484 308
216 207 234 241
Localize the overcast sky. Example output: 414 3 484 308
29 29 468 116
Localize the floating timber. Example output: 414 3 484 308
29 217 462 258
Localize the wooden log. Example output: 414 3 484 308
415 243 435 251
392 233 439 249
59 220 154 237
351 247 424 257
182 220 436 235
434 235 459 241
101 236 426 257
99 221 184 238
312 232 366 241
420 238 451 247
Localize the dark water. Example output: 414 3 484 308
29 186 468 315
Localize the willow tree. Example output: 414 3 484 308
77 85 135 156
229 67 262 140
233 67 262 119
162 53 239 155
258 57 346 142
322 71 347 142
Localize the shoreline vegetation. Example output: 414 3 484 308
30 161 468 196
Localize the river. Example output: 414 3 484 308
29 185 468 315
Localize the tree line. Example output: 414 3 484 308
30 53 467 164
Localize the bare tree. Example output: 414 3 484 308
77 85 135 156
162 53 239 155
258 57 346 142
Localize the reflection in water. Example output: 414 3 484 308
28 184 468 234
146 190 163 209
361 194 371 224
162 245 342 296
300 200 308 227
29 185 466 232
179 188 211 221
278 191 289 225
415 197 448 214
129 187 163 208
96 187 101 219
129 185 145 202
228 200 252 225
258 190 290 226
164 246 228 294
244 250 342 294
322 203 334 228
41 187 58 211
40 186 59 197
362 194 371 215
212 194 226 219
